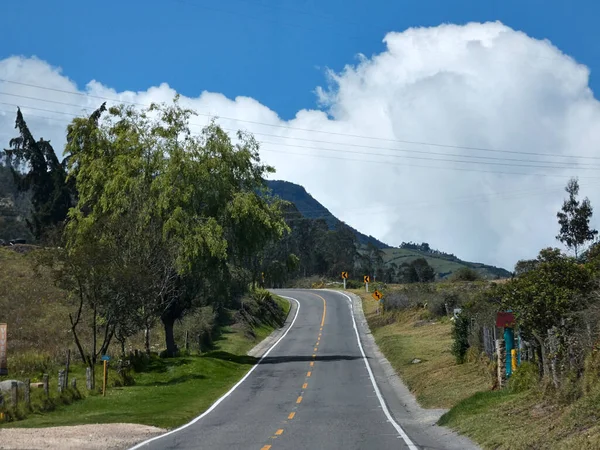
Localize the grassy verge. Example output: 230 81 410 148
353 289 491 408
1 295 291 430
353 287 600 449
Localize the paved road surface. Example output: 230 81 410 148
132 289 476 450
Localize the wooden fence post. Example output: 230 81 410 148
24 378 30 408
42 374 49 398
65 349 71 388
496 339 506 388
86 367 93 390
58 370 65 393
10 381 18 407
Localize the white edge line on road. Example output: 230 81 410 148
324 289 419 450
129 296 301 450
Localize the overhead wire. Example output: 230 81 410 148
1 78 599 160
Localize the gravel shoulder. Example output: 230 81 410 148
0 424 165 450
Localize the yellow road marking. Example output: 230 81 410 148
296 396 303 403
316 342 319 346
313 294 326 328
312 354 316 358
317 336 320 341
261 446 272 450
302 383 308 389
307 371 312 377
288 412 295 420
320 327 323 331
314 347 318 351
275 429 284 436
310 361 314 367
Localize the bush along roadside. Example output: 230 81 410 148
0 290 289 427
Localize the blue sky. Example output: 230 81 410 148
1 0 599 120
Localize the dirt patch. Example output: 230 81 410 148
0 423 165 449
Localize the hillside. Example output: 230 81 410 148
382 248 511 280
266 180 389 249
267 180 511 280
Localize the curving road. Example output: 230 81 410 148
131 289 477 450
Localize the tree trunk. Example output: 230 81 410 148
532 331 549 380
144 326 151 355
162 315 178 357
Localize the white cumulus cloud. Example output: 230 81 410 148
1 21 600 270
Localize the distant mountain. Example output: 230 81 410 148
265 179 511 279
266 180 390 249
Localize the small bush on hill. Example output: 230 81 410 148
450 267 482 282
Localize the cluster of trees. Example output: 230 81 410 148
458 178 600 391
258 204 358 285
1 100 289 385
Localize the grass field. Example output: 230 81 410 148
1 296 289 430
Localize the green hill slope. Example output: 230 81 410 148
266 179 511 280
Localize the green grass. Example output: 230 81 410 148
1 296 291 430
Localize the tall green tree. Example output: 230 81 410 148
556 178 598 258
3 108 72 240
501 248 593 380
64 99 286 357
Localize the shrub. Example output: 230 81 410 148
451 314 470 363
450 267 482 282
508 361 539 393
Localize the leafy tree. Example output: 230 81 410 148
501 248 593 380
397 262 419 283
556 178 598 258
64 99 286 357
450 267 481 282
513 258 538 277
2 108 72 241
412 258 436 282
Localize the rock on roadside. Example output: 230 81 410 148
0 423 166 450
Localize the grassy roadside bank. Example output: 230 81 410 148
353 287 600 449
1 290 290 430
352 289 491 409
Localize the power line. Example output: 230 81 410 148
1 102 598 178
259 148 600 179
4 92 596 169
257 140 600 171
1 78 599 161
217 126 600 167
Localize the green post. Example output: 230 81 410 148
504 327 515 378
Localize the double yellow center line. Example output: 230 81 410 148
261 293 326 449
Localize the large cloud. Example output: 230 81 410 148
1 21 600 269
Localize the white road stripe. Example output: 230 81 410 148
129 296 301 449
324 289 419 450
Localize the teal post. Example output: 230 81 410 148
504 327 515 377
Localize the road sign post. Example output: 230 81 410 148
101 355 110 397
341 271 348 289
364 275 370 292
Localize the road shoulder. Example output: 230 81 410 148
342 290 481 450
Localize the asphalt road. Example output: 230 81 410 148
132 289 475 450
